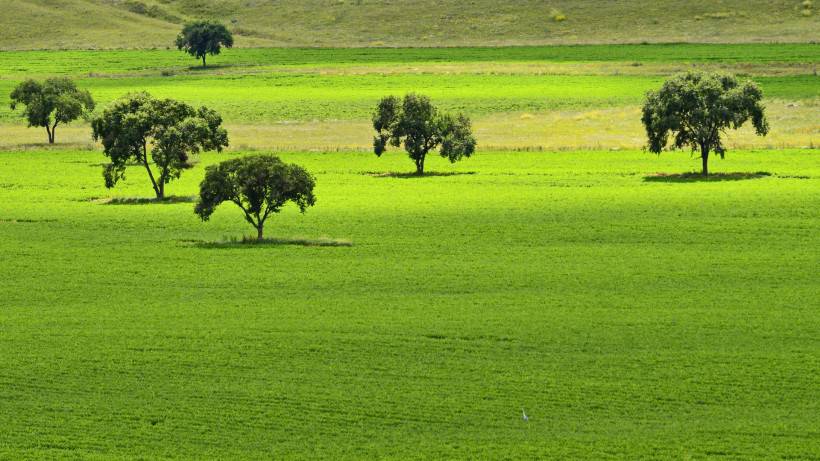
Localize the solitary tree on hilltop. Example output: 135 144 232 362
9 78 94 144
175 21 234 67
642 71 768 176
195 155 316 241
373 93 476 175
91 93 228 199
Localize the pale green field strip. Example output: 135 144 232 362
2 99 817 152
1 44 818 77
0 74 816 124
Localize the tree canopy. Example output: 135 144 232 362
9 78 94 144
641 71 768 176
175 21 234 67
373 93 476 175
91 92 228 199
195 155 316 240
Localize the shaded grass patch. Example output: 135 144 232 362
643 172 772 182
95 195 197 205
0 218 58 224
186 236 354 248
365 171 478 178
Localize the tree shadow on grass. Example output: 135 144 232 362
365 171 477 179
643 172 772 183
96 196 197 205
183 236 353 249
185 64 239 72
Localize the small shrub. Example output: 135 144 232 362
550 9 567 22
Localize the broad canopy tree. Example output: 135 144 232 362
195 155 316 241
91 92 228 199
373 93 476 175
642 71 768 176
175 21 234 67
9 78 94 144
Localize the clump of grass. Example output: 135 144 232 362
703 12 734 19
550 9 567 22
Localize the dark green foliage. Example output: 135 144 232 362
91 92 228 199
9 78 94 144
195 155 316 240
642 71 768 176
175 21 234 67
373 93 476 175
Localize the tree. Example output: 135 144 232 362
195 155 316 241
91 92 228 199
9 78 94 144
373 93 476 175
175 21 234 67
642 71 768 176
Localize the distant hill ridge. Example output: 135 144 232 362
2 0 818 50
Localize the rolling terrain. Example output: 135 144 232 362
1 0 819 50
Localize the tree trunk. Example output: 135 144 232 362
256 224 264 241
202 55 206 67
141 142 162 199
701 146 710 177
45 126 54 144
415 156 425 175
143 162 161 199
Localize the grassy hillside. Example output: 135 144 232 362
2 0 819 50
1 148 818 458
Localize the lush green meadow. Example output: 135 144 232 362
1 42 819 458
1 147 818 458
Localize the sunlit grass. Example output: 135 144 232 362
0 148 817 458
3 100 815 152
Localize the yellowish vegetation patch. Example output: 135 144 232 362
1 100 815 152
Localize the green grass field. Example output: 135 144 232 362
1 45 818 151
1 35 819 460
1 148 818 458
